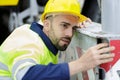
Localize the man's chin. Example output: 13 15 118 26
58 44 68 51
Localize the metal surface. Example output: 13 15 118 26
102 0 120 34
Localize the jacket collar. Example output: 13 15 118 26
30 22 58 56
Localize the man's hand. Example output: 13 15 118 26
69 43 115 76
79 18 92 28
78 43 115 71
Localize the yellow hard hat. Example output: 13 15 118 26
41 0 87 22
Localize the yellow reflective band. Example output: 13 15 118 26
0 70 10 77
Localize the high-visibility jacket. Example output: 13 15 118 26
0 22 69 80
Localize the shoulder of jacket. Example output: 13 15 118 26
15 24 31 30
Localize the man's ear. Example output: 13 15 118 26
43 20 50 31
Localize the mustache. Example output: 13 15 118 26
62 37 71 41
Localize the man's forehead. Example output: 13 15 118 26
46 12 79 20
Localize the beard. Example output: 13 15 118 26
55 37 71 51
55 42 68 51
56 43 68 51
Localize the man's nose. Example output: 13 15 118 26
65 28 73 38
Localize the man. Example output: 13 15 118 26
0 0 115 80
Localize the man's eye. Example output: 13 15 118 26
72 27 76 31
61 24 68 28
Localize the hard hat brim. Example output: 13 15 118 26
41 12 87 22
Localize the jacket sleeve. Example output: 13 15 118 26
22 63 70 80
